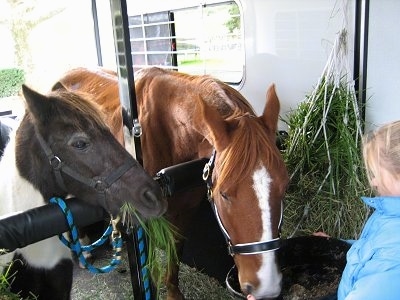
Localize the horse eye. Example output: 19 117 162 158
68 132 90 151
220 192 229 201
72 139 88 150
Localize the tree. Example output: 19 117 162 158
1 0 65 72
225 5 240 33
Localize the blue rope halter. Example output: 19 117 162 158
50 197 123 273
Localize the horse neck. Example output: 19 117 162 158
140 102 213 174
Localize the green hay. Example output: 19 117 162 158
0 252 15 300
0 258 38 300
120 203 178 292
282 29 372 239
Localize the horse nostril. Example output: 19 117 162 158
143 189 167 215
242 282 254 295
143 189 158 207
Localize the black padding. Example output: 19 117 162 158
181 199 234 284
0 198 108 252
155 158 208 196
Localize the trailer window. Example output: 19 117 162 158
129 1 243 84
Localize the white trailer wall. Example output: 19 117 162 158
237 0 355 129
366 0 400 130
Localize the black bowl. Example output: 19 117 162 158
226 236 350 299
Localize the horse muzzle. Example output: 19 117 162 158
139 184 168 216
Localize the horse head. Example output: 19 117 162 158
196 83 288 299
18 85 167 219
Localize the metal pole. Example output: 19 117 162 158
109 0 154 299
353 0 370 126
91 0 103 67
109 0 143 164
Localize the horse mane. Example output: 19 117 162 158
45 89 109 131
53 68 121 134
194 76 278 192
55 67 119 113
217 112 279 192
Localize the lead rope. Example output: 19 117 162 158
50 197 122 273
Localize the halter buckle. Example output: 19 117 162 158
94 180 108 192
207 188 213 201
202 164 210 181
49 156 62 170
133 118 142 137
227 241 235 257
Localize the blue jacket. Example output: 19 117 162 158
338 196 400 300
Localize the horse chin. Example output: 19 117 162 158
241 282 282 300
236 255 282 300
105 201 124 218
249 289 282 300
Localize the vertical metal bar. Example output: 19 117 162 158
123 227 155 300
353 0 370 125
169 12 178 70
123 230 142 299
109 1 154 299
91 0 103 66
109 0 142 164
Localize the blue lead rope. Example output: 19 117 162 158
136 226 151 300
50 197 122 273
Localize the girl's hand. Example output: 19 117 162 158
313 232 330 237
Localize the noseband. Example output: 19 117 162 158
35 129 135 211
203 150 282 256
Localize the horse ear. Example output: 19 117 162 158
194 98 230 152
52 81 67 91
22 84 52 125
260 84 280 138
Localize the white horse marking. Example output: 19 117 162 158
252 165 282 298
0 129 71 271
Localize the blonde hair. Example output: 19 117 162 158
363 120 400 193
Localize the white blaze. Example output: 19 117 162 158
251 166 282 298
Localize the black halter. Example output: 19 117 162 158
35 129 135 211
202 150 282 256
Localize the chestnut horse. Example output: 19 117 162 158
0 85 167 299
54 67 289 299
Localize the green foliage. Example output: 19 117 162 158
0 260 33 300
141 217 179 288
280 29 372 240
0 69 25 97
225 5 240 33
0 251 13 299
282 79 371 239
120 203 178 294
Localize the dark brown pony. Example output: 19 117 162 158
0 84 166 299
54 66 289 299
